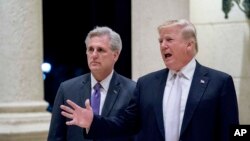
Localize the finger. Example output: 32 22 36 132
61 111 73 119
66 99 80 110
66 120 75 126
85 99 92 110
60 105 74 114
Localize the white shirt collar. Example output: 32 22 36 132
91 70 114 92
169 58 196 80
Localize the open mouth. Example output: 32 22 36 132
164 53 172 59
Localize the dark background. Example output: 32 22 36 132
42 0 131 111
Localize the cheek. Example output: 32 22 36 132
160 47 164 52
172 48 183 59
86 55 90 60
160 47 166 55
186 46 194 55
101 55 113 63
87 56 92 62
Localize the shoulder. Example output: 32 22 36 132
138 69 168 82
60 73 90 87
114 72 136 87
195 62 235 89
198 63 232 79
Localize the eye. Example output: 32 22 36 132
87 47 94 53
159 39 163 44
97 48 104 53
166 38 173 42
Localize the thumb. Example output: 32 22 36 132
85 99 92 110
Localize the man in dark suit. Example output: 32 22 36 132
47 26 136 141
60 19 239 141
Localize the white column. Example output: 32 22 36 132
132 0 190 80
0 0 51 140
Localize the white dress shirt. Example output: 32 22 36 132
163 58 196 136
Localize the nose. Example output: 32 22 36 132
93 49 98 55
160 40 168 49
89 49 99 59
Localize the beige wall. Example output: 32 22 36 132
132 0 190 81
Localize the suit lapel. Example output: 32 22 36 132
79 74 91 108
154 69 169 139
180 63 209 136
101 72 120 116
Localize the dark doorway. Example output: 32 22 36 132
42 0 131 111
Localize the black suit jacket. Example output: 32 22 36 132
47 72 136 141
88 62 239 141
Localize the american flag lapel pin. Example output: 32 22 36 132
200 79 205 84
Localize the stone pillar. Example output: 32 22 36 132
132 0 190 80
0 0 51 140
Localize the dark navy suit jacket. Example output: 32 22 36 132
47 72 136 141
88 62 239 141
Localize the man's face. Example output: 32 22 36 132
158 25 191 71
86 35 119 75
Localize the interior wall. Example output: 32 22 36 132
132 0 189 81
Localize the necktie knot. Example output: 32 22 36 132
94 83 102 91
173 72 182 78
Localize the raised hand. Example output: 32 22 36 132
60 99 94 128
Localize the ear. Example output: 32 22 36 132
113 51 120 62
185 40 196 56
186 40 194 52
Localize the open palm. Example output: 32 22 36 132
60 99 94 128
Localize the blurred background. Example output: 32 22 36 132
42 0 132 111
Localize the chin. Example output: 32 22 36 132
165 63 175 70
90 67 100 71
164 61 172 67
